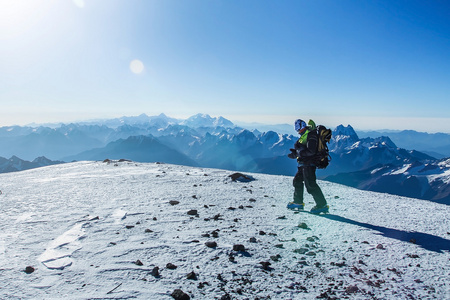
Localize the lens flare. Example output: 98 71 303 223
130 59 144 74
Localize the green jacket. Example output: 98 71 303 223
297 119 316 145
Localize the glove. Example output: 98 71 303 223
287 149 297 159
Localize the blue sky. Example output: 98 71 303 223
1 0 449 132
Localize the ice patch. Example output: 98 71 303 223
15 212 34 223
38 223 86 270
112 209 127 223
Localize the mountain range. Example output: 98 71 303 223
357 129 450 158
1 113 449 204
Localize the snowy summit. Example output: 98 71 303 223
1 161 449 299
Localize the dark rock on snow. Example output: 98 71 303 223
205 241 217 248
171 289 190 300
228 173 255 182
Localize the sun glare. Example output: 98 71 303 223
0 0 55 39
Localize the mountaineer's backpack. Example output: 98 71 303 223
311 125 332 169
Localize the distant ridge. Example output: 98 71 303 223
0 156 64 173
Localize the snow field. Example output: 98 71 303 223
0 161 449 299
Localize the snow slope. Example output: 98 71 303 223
1 161 449 299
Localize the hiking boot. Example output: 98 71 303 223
287 202 304 210
310 205 329 214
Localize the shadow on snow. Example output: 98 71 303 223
321 214 450 253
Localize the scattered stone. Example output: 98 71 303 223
145 229 153 233
192 195 197 199
205 241 217 248
387 267 403 275
376 244 385 250
211 230 219 238
186 271 198 280
345 285 359 294
213 214 222 221
151 266 160 277
293 248 308 254
298 223 308 229
259 261 272 271
220 293 232 300
259 230 266 235
187 210 198 216
277 216 286 220
352 266 364 275
249 237 257 243
306 251 316 256
407 254 420 258
228 255 235 263
331 261 346 267
24 266 35 274
228 207 236 210
249 198 256 202
171 289 190 300
409 238 417 244
275 244 284 249
233 244 246 252
169 200 180 206
125 225 135 229
134 260 143 266
270 254 281 262
228 173 255 182
166 263 177 270
217 273 227 282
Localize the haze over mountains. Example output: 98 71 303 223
1 113 449 204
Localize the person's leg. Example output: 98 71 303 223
292 167 305 204
303 166 327 207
